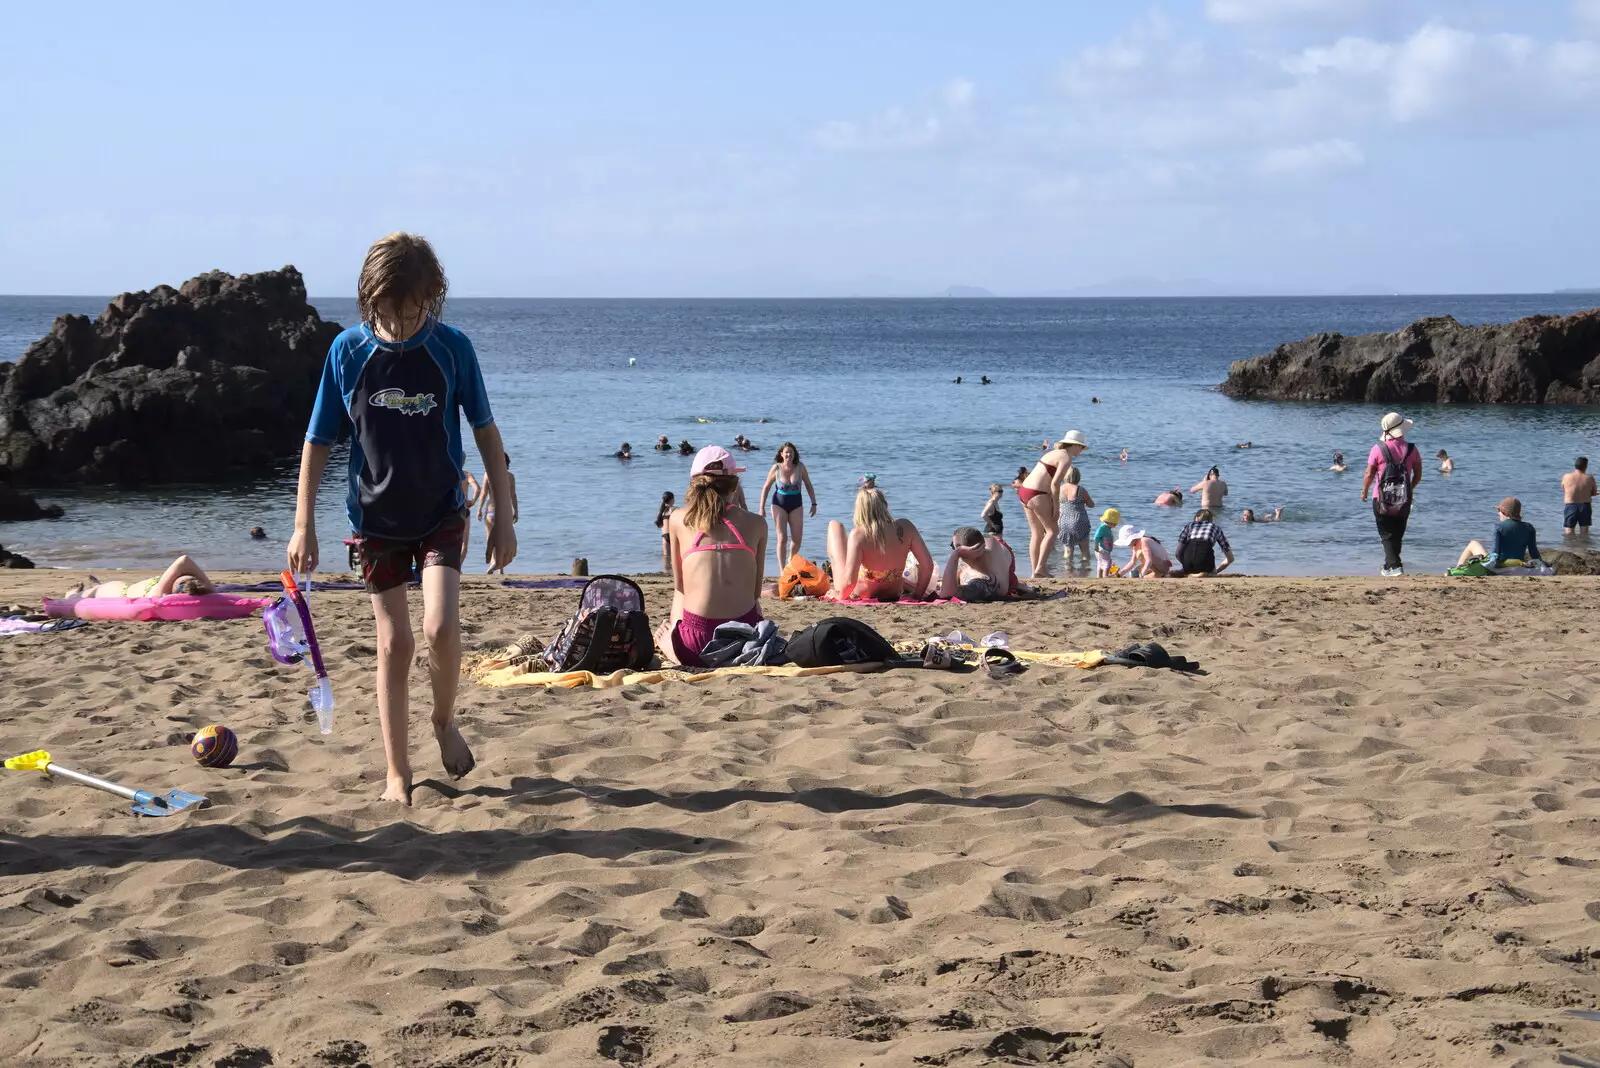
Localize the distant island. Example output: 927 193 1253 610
1554 287 1600 295
940 285 995 298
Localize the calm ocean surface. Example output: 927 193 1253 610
1 294 1596 578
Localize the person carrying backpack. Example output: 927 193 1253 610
1360 412 1423 577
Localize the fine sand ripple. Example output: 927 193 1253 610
1 572 1598 1066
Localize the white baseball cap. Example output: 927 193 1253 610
690 445 746 476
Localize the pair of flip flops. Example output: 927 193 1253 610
981 647 1025 679
1103 641 1206 675
917 643 1026 679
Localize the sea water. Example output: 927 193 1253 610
1 294 1595 577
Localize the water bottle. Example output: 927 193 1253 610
309 676 334 735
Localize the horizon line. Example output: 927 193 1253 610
3 289 1597 302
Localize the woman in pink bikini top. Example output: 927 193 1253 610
665 446 769 667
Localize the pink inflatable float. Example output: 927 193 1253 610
42 594 275 622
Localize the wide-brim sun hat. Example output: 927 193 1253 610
1060 430 1088 448
690 445 747 477
1381 412 1413 439
1114 524 1140 548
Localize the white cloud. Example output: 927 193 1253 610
1258 138 1365 175
1285 22 1600 123
943 78 977 109
1578 0 1600 27
1206 0 1370 24
807 11 1600 203
812 77 978 152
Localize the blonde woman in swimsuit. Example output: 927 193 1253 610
1017 430 1087 578
66 555 214 599
825 478 934 601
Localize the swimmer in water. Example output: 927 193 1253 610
678 439 694 455
249 526 267 540
654 435 672 451
1437 449 1453 474
1240 507 1283 523
1154 488 1184 507
615 442 633 461
981 375 992 385
1120 448 1128 462
1330 450 1347 472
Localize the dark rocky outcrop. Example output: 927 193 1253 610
0 483 62 521
0 545 35 569
1544 549 1600 576
1221 309 1600 403
0 267 342 484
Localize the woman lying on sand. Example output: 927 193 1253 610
65 555 214 599
662 447 767 667
827 478 934 602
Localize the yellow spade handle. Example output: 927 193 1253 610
5 750 53 773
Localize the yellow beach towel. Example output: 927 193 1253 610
478 661 890 690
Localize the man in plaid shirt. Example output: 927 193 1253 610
1176 509 1234 575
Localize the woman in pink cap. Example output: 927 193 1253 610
662 446 768 666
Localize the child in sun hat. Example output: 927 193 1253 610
1092 507 1121 577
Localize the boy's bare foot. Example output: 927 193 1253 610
381 771 413 805
435 720 476 779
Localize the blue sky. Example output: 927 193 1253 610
2 0 1597 296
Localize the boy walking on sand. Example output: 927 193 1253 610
288 233 516 804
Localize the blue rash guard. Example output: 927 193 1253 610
305 318 494 541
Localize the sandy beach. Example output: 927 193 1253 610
2 570 1598 1067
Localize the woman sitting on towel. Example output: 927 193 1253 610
826 477 935 602
1456 496 1541 571
65 555 215 599
663 447 768 667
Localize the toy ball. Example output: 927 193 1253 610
190 725 238 769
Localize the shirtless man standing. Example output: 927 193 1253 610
1563 456 1596 535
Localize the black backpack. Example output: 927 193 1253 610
1375 440 1415 516
543 576 654 673
787 616 897 667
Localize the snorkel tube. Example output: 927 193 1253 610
263 570 335 734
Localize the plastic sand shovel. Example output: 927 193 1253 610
4 750 208 817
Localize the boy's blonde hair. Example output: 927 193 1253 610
357 232 448 328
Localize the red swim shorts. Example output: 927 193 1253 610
356 510 469 593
